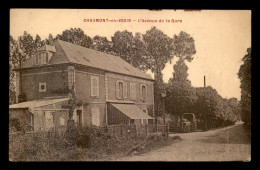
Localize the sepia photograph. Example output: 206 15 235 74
9 9 251 161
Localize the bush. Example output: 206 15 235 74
9 131 78 161
10 125 174 161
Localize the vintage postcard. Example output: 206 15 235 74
9 9 251 161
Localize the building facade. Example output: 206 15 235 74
9 40 154 132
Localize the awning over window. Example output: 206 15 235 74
111 103 154 120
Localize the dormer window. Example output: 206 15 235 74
35 52 48 65
35 45 56 66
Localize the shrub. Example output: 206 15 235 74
10 125 173 161
9 131 78 161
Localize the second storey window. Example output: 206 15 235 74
116 81 127 99
35 52 48 65
119 81 123 98
140 84 147 101
91 75 99 97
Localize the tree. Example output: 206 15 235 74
9 32 35 103
61 85 84 146
172 31 196 62
238 48 251 126
168 58 191 88
165 31 197 127
111 31 147 70
45 34 55 45
9 36 16 104
34 34 44 51
195 86 223 130
142 27 174 118
18 31 35 60
194 86 238 130
143 27 173 76
93 35 113 54
166 84 196 116
56 28 93 48
62 85 78 120
228 98 242 121
166 57 196 127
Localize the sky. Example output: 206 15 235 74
10 9 251 100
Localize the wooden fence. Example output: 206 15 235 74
25 130 65 138
105 123 169 138
21 123 169 140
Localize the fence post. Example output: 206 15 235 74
167 123 169 137
135 124 137 138
146 124 148 137
112 126 114 137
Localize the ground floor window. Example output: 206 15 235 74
76 110 83 125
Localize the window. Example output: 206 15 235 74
68 66 75 90
76 110 82 125
91 107 100 126
39 82 47 92
140 84 147 101
130 82 136 100
35 52 48 65
119 82 123 98
91 75 99 97
116 81 127 99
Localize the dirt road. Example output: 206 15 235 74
117 122 251 161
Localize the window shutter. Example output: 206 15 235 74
46 52 49 64
116 81 120 99
130 83 136 100
91 76 94 96
145 85 147 101
96 76 99 97
39 54 42 65
130 83 133 99
140 84 143 100
35 54 38 65
123 82 127 98
133 84 136 99
41 53 44 64
91 75 99 97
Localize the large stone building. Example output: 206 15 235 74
9 40 154 132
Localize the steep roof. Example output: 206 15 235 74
22 40 153 80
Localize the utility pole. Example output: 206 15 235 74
204 75 206 88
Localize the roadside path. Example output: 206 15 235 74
116 122 251 161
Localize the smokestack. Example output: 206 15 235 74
204 75 206 88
